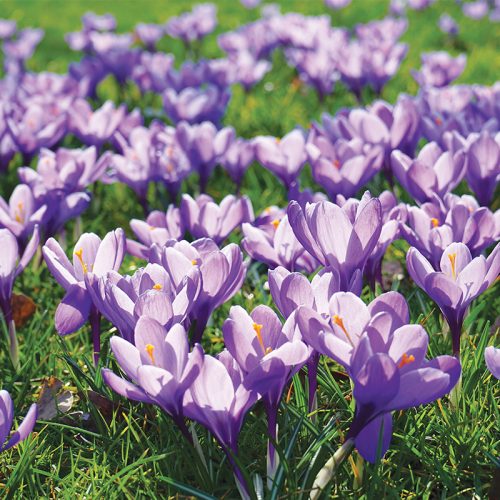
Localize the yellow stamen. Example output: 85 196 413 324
448 252 457 279
435 117 442 126
398 352 415 369
271 219 280 230
152 284 162 291
275 137 281 144
191 259 198 266
149 225 156 231
265 346 273 355
14 202 24 223
145 344 156 365
431 218 439 228
74 248 88 273
332 314 354 346
264 207 271 215
253 322 266 352
333 159 341 169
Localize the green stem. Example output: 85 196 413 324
8 317 19 371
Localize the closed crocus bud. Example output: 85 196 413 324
220 138 255 189
412 51 466 88
484 346 500 379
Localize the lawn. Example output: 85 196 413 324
0 0 499 498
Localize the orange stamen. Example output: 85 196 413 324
332 314 354 346
333 159 341 169
398 352 415 369
448 252 457 279
431 218 439 228
152 284 162 291
253 322 266 352
271 219 280 230
74 248 88 273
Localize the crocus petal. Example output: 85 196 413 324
354 413 393 463
102 368 152 403
55 285 92 335
3 403 38 451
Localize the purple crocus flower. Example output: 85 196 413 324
150 238 247 345
134 23 164 51
325 0 351 8
242 214 318 273
223 305 310 485
392 142 466 204
344 329 460 463
165 4 217 44
183 350 259 498
464 132 500 206
86 262 201 343
127 206 185 259
412 52 467 89
407 242 500 357
132 52 175 94
220 137 255 190
268 265 350 411
484 346 500 379
253 129 307 189
42 229 126 363
0 390 38 452
439 14 459 36
82 12 117 32
0 185 46 244
0 20 16 40
175 121 235 192
70 99 126 148
232 51 272 92
0 227 39 368
401 194 498 268
287 193 383 290
181 194 253 244
103 318 203 440
163 85 230 126
462 0 489 19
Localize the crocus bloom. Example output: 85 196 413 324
223 305 310 485
287 193 382 290
103 318 203 439
253 129 307 189
325 0 351 9
220 138 255 189
181 194 253 244
391 142 466 204
344 329 460 462
0 227 39 368
150 238 247 344
462 0 489 19
242 214 318 273
86 263 200 343
0 390 38 452
43 229 126 363
0 184 46 243
134 23 164 51
438 14 459 36
484 346 500 379
407 242 500 357
401 194 498 268
412 52 467 88
464 132 500 206
175 121 235 192
127 206 185 259
183 350 259 498
165 3 217 44
70 99 126 147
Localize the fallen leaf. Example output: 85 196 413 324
37 377 75 420
11 293 36 328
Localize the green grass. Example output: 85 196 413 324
0 0 499 498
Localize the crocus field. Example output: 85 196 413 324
0 0 499 498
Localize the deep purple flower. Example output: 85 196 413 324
86 263 200 343
407 242 500 357
253 129 307 189
0 227 39 367
345 330 460 462
175 121 234 191
0 390 38 452
181 194 253 244
287 193 382 290
150 238 247 345
412 52 467 88
127 206 185 259
484 346 500 379
43 229 126 364
392 142 466 203
220 138 255 189
103 319 203 439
